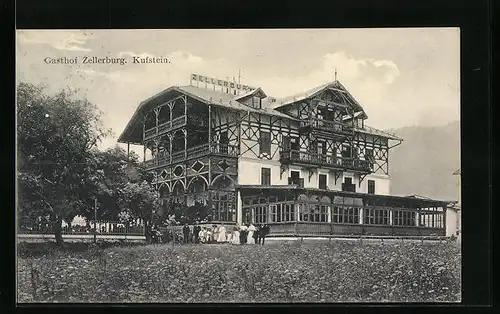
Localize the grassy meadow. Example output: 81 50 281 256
17 240 461 303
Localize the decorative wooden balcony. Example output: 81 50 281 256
279 149 371 173
143 143 239 169
298 118 353 138
144 115 187 140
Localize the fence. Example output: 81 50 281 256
18 220 145 236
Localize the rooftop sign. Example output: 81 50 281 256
190 73 256 94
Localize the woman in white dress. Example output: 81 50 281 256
247 223 257 244
212 225 219 243
199 228 206 244
232 223 240 245
217 224 227 243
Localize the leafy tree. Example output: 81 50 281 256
80 146 145 222
17 82 110 245
17 82 164 245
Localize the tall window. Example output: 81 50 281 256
282 135 290 151
365 148 374 170
259 131 271 155
318 141 325 154
319 174 327 190
332 206 359 224
301 204 328 222
219 131 229 154
284 204 295 222
364 208 390 225
317 141 326 163
211 192 236 222
342 177 355 192
289 171 300 185
261 168 271 185
368 180 376 194
309 140 317 154
255 206 267 223
342 144 352 158
270 204 295 223
220 131 229 144
394 210 416 226
270 205 280 222
365 148 374 161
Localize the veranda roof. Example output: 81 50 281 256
236 185 451 208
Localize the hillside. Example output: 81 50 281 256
387 121 460 201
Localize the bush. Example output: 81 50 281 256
17 241 461 303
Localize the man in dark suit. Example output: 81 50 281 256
182 223 191 244
260 224 270 245
193 222 201 244
253 225 260 244
257 224 264 244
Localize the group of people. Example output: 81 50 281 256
182 222 271 245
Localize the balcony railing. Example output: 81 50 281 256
143 143 239 169
299 118 353 134
144 115 187 140
279 150 371 172
210 143 239 157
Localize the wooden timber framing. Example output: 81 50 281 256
117 78 414 234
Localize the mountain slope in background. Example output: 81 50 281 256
387 121 460 201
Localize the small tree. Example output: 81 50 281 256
117 180 162 239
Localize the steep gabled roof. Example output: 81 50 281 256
234 87 267 101
270 80 366 117
117 85 294 144
177 85 290 118
355 125 403 141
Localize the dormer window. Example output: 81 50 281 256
253 96 262 109
235 87 267 110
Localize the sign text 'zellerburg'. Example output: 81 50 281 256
191 74 256 92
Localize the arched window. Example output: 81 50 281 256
188 176 208 194
158 105 171 125
159 184 170 198
171 98 185 119
144 141 155 161
144 111 156 130
158 136 170 157
172 130 185 152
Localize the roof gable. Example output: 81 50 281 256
234 87 267 101
117 85 293 144
272 80 367 117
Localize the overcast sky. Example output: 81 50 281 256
16 29 460 151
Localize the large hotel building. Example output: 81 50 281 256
118 74 450 237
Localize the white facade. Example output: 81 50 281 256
238 158 391 195
447 169 462 241
446 206 461 240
